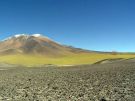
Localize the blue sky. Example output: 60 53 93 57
0 0 135 52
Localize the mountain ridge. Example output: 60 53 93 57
0 34 90 57
0 34 135 66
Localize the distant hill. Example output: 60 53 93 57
0 34 90 57
0 34 135 66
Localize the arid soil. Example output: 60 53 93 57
0 59 135 101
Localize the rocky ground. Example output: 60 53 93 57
0 59 135 101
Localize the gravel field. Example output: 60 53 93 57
0 59 135 101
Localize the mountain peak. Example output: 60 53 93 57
14 34 26 38
14 34 42 38
32 34 41 37
2 34 52 43
0 33 89 56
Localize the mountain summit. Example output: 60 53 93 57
0 34 88 56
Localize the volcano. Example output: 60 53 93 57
0 34 89 57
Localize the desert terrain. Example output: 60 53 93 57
0 58 134 101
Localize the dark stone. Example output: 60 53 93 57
100 98 107 101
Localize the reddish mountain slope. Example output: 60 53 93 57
0 34 90 56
